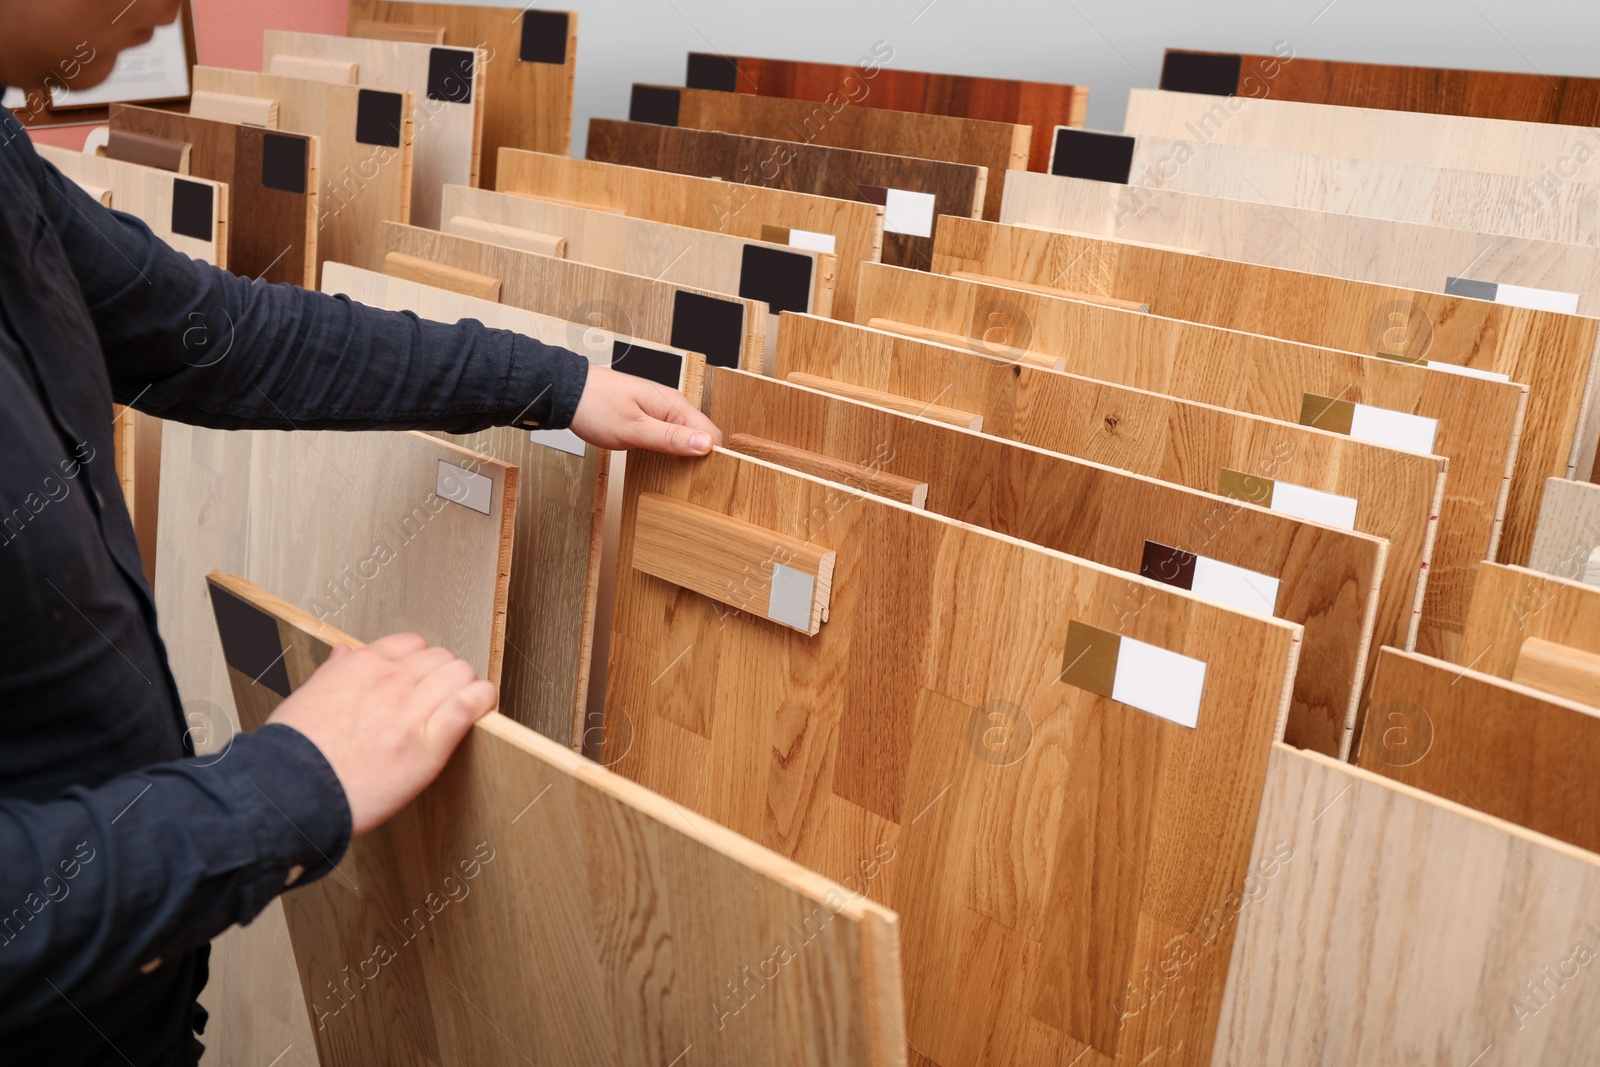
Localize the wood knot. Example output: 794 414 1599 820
1104 414 1120 433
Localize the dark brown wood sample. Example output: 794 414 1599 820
108 104 317 287
584 118 983 270
684 51 1088 173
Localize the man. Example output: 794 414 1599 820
0 2 723 1062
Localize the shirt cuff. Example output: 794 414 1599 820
504 334 591 431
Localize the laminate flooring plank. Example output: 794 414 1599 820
208 572 906 1067
638 83 1028 221
605 446 1302 1066
192 67 414 278
37 144 227 265
381 221 765 371
852 266 1461 669
347 1 577 188
705 366 1386 759
1460 560 1600 678
584 118 984 271
684 51 1087 173
107 104 316 285
1213 743 1600 1066
1529 477 1600 582
261 30 484 229
496 149 882 322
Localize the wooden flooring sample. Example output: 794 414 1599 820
684 52 1087 173
706 367 1385 758
192 67 413 278
209 572 905 1067
261 30 484 229
635 83 1028 222
347 1 577 188
851 267 1455 670
1215 743 1600 1066
584 118 985 271
1161 46 1600 126
1461 560 1600 678
38 143 227 265
107 104 316 286
605 447 1302 1066
496 149 883 322
1530 477 1600 582
382 221 765 371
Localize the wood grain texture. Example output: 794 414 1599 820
997 171 1600 484
785 372 984 429
384 250 502 301
706 367 1386 760
210 572 906 1067
1214 743 1600 1066
348 1 578 187
382 221 767 371
495 148 882 321
1514 637 1600 708
690 52 1086 173
725 431 929 507
585 118 984 271
1529 477 1600 582
606 446 1301 1066
39 145 229 263
928 217 1537 649
1164 47 1600 126
1461 560 1600 677
192 67 414 278
852 266 1457 668
107 104 316 285
262 30 483 229
653 84 1028 221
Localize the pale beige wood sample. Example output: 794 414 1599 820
382 221 767 372
192 66 415 277
1461 560 1600 678
37 143 228 265
383 250 501 301
350 18 444 44
442 212 567 257
188 88 279 128
348 1 579 188
262 29 484 229
707 367 1387 762
1214 743 1600 1067
725 431 929 507
1529 477 1600 582
775 312 1444 755
998 170 1600 482
269 54 357 84
110 406 162 586
208 570 905 1067
1514 637 1600 708
853 264 1467 664
496 148 883 321
606 446 1302 1066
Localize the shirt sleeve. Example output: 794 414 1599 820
32 150 590 434
0 724 351 1025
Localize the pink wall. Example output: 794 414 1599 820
29 0 347 149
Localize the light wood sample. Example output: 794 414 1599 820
495 149 884 322
684 52 1087 173
1529 477 1600 583
348 1 578 188
192 66 414 278
381 221 766 371
383 251 502 301
1214 743 1600 1066
706 367 1386 759
209 571 905 1067
38 143 228 265
1461 560 1600 677
1514 637 1600 709
585 118 984 271
606 446 1301 1066
851 267 1455 672
261 29 484 229
107 104 316 286
189 88 279 128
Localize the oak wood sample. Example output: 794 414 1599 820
348 1 578 188
1529 477 1600 583
584 118 984 271
642 83 1028 221
684 51 1087 173
210 572 906 1067
707 367 1386 759
724 431 929 507
1514 637 1600 708
107 104 317 286
383 250 502 301
261 29 484 229
496 149 883 321
192 66 414 278
606 446 1301 1066
382 221 766 371
852 266 1455 673
1461 560 1600 678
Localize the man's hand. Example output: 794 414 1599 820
568 364 724 454
266 634 497 837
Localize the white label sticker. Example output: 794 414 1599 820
1191 556 1282 616
1493 283 1581 315
787 228 836 254
767 563 816 632
1426 361 1513 383
436 460 493 515
1270 480 1359 530
1110 636 1207 729
882 188 937 238
1349 404 1439 456
529 427 587 457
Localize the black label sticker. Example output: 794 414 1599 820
670 290 743 369
686 52 738 92
519 10 570 64
629 84 682 126
1140 540 1197 591
209 584 292 697
1159 51 1243 96
738 243 812 316
611 340 684 389
1444 276 1499 302
169 178 213 240
427 47 476 104
260 132 308 195
355 89 404 148
1050 128 1135 184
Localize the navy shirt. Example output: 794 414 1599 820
0 112 589 1064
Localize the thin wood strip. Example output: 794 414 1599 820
443 214 567 258
1514 636 1600 707
865 316 1066 371
948 269 1149 311
383 251 501 302
726 432 929 508
784 371 983 430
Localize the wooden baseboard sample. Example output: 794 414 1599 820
383 250 501 301
1513 637 1600 708
1461 560 1600 679
725 431 929 508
